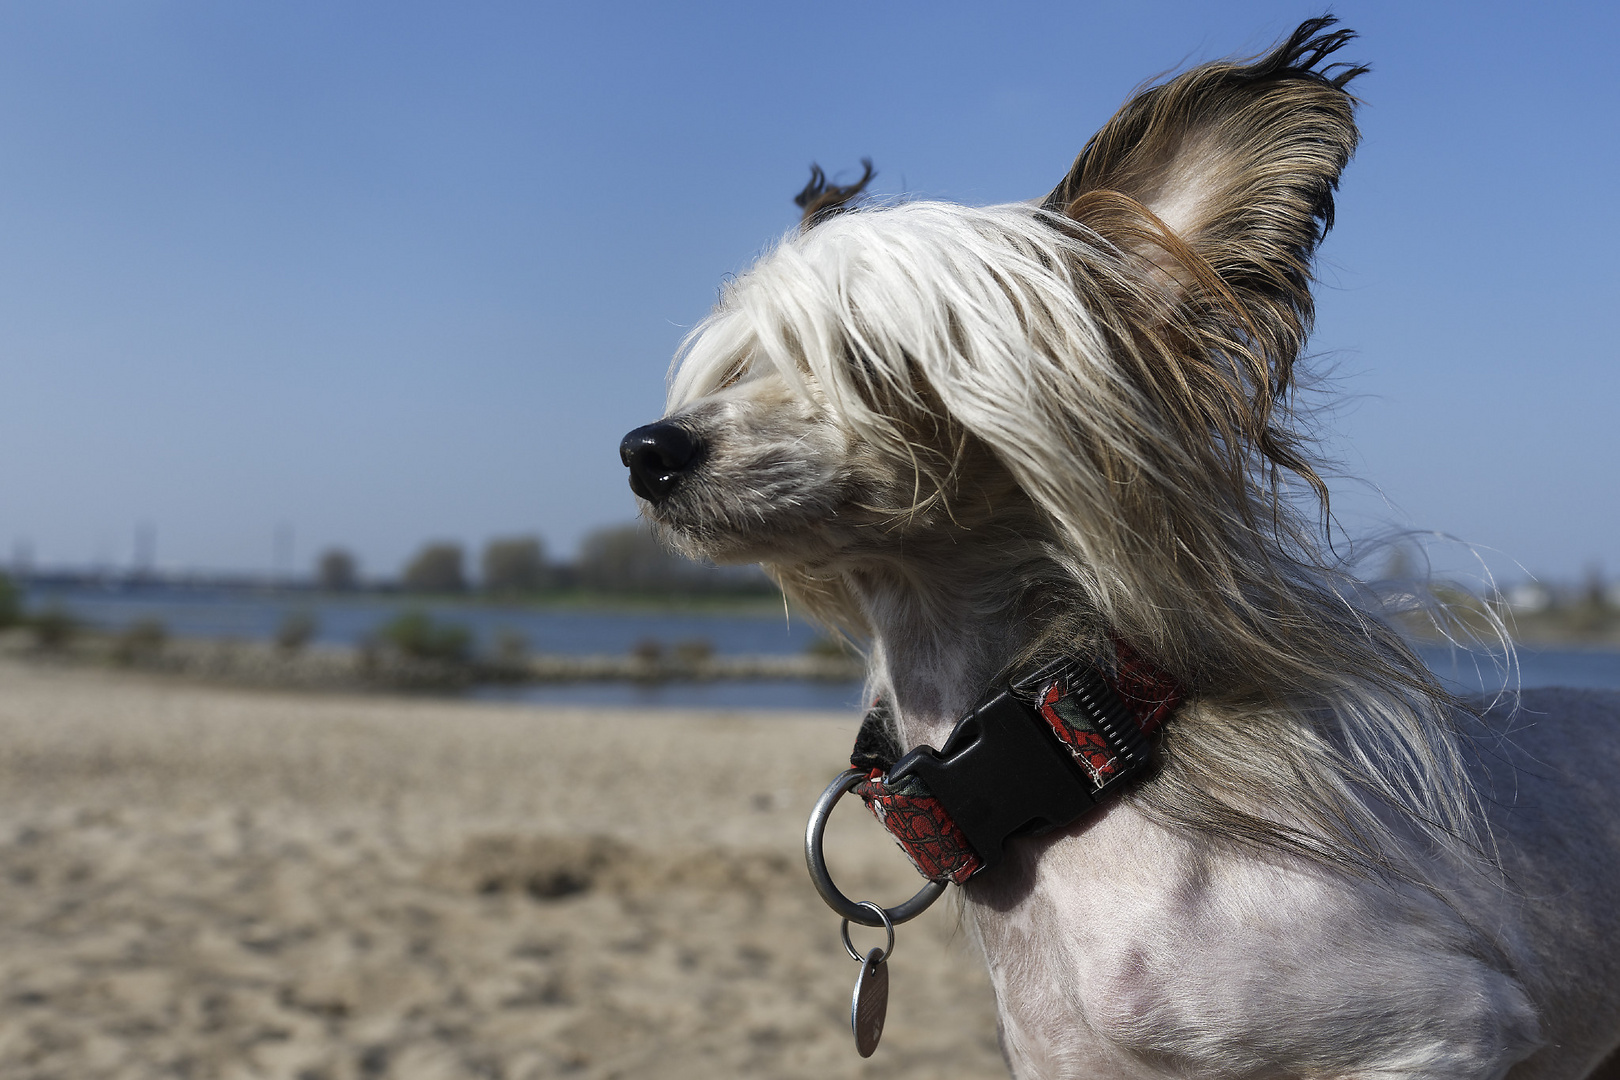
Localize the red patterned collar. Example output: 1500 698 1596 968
848 643 1182 884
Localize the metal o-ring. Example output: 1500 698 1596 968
840 900 895 963
804 768 947 927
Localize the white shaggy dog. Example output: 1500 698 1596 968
620 19 1620 1080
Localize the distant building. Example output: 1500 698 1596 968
1505 582 1552 613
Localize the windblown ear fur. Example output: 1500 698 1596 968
796 159 876 229
1044 16 1365 380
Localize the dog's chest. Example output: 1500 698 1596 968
965 804 1537 1080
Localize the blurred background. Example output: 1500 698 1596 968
0 0 1615 701
0 3 1615 1076
0 0 1617 655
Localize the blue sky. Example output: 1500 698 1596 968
0 1 1614 584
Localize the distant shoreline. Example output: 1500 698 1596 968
24 579 793 617
1401 605 1620 652
2 625 1613 705
19 576 1620 645
0 630 864 696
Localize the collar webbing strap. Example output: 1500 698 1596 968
850 643 1182 884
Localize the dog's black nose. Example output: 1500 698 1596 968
620 422 704 503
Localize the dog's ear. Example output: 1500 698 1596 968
796 159 875 229
1043 17 1365 369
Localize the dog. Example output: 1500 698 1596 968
619 18 1620 1080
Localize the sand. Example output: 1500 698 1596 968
0 659 1003 1079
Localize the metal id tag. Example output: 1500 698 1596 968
851 947 889 1057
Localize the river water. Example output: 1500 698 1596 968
22 584 821 655
20 584 1619 710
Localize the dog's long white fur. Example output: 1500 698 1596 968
635 20 1620 1080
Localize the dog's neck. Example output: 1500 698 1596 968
848 562 1034 752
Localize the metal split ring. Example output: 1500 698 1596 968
805 768 947 927
840 900 895 963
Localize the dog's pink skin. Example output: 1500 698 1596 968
861 571 1620 1080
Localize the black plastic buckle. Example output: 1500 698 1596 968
885 659 1152 876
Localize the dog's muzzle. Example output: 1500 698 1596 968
620 422 704 503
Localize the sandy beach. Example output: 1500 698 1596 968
0 658 1002 1079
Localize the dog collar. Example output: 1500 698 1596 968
806 643 1182 927
804 644 1182 1057
849 645 1180 885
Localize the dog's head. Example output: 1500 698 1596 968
620 19 1364 650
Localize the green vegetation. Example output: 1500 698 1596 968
402 543 466 593
456 589 787 615
301 521 777 605
317 548 359 591
1507 587 1620 645
378 609 472 663
625 637 716 665
573 523 773 597
112 618 167 664
491 627 529 667
276 610 318 652
1400 573 1620 648
0 572 19 629
805 634 854 658
482 537 547 593
671 638 713 664
30 606 78 650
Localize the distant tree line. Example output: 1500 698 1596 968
312 523 773 597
